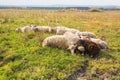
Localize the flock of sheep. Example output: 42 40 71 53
16 25 108 58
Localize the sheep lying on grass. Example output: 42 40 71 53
15 26 33 33
42 35 73 54
66 28 80 34
51 26 69 34
63 32 80 44
76 32 96 38
51 26 80 35
16 24 106 57
73 45 85 55
42 35 84 55
80 36 108 50
91 38 108 50
67 44 85 55
63 32 85 54
74 39 100 58
33 26 52 33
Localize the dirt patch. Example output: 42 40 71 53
64 60 89 80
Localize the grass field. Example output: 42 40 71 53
0 10 120 80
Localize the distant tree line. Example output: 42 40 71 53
0 6 120 10
0 7 90 10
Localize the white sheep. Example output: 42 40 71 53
63 32 86 55
51 26 80 35
42 35 84 55
42 35 72 53
76 31 96 38
51 26 69 34
63 31 80 44
80 36 108 50
42 35 69 48
66 28 80 34
33 26 51 33
15 26 33 33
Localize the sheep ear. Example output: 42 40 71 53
77 46 84 51
30 24 36 27
77 46 81 50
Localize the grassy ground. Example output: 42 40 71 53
0 10 120 80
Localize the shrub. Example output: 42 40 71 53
88 8 102 12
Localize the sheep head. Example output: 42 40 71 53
15 28 22 32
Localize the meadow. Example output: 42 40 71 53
0 10 120 80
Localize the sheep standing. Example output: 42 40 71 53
75 39 100 58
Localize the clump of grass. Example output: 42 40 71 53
0 17 14 24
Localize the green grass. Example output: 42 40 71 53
0 10 120 80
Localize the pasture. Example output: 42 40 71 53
0 10 120 80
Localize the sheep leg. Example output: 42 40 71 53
70 49 75 55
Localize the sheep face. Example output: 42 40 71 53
33 27 39 32
75 39 100 58
30 24 36 30
77 46 85 55
15 28 22 32
68 44 85 55
73 40 86 55
30 24 36 27
87 43 100 57
51 28 57 33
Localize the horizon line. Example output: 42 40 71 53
0 4 120 7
